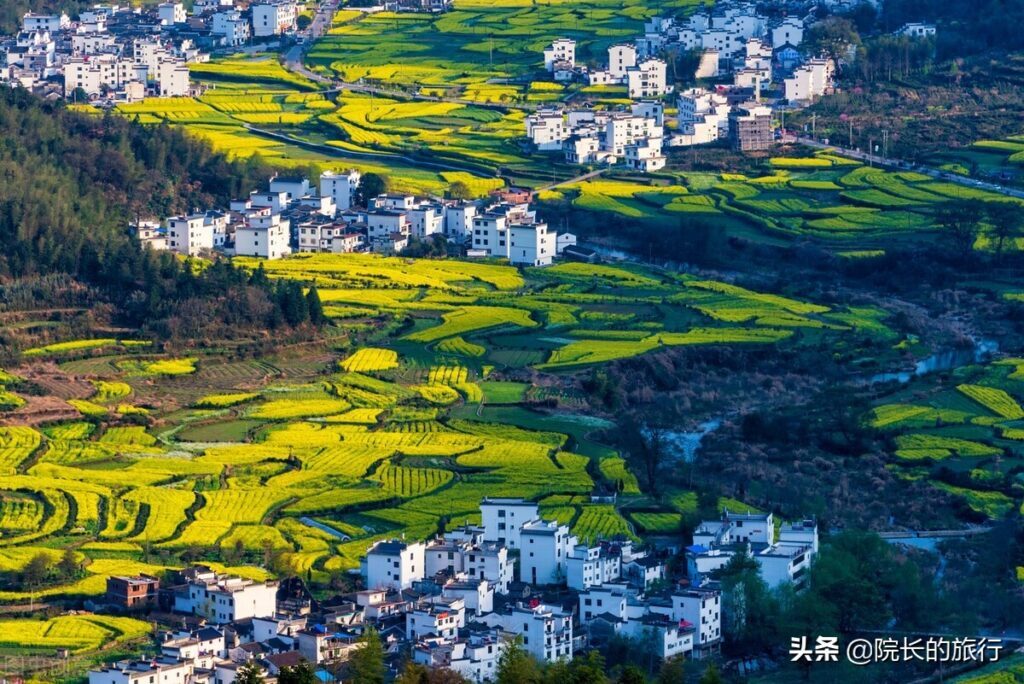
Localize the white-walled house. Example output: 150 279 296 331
252 0 297 37
897 22 936 39
666 587 721 657
770 17 803 48
22 13 69 33
479 603 574 662
673 87 730 146
608 43 637 80
783 58 834 103
621 614 694 660
176 576 279 624
234 213 291 259
526 109 568 151
320 169 361 211
626 58 667 98
406 595 466 640
166 211 226 256
442 579 494 616
507 221 554 267
413 629 506 683
543 38 576 71
443 202 477 241
520 519 577 586
567 543 622 591
212 11 251 46
268 175 311 202
88 658 193 684
362 539 426 590
157 2 186 26
480 497 538 549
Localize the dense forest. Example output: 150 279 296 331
0 88 325 343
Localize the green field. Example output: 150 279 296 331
0 255 887 601
870 358 1024 519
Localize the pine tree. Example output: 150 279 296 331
496 638 541 684
306 284 325 325
349 626 385 684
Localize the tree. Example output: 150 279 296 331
805 17 861 71
357 173 389 206
349 626 386 684
305 284 325 326
22 552 51 590
296 14 312 30
617 665 646 684
985 201 1023 258
698 663 722 684
620 416 668 497
496 638 541 684
936 199 984 259
448 181 473 200
235 662 265 684
278 661 317 684
656 657 688 684
57 548 79 580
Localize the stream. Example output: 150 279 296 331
867 339 999 385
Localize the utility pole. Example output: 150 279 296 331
868 137 873 167
811 113 816 141
848 119 853 149
882 129 889 159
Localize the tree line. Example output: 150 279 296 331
0 88 327 340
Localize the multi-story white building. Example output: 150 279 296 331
770 16 804 48
234 213 291 259
625 137 666 172
157 2 186 26
442 579 494 616
480 603 574 662
166 211 226 256
252 1 298 37
366 209 411 240
175 575 279 624
413 629 506 683
507 221 554 267
22 13 70 33
674 87 731 146
543 38 575 71
520 519 576 586
443 202 477 241
320 169 361 211
212 11 251 46
362 539 426 589
525 109 568 151
668 587 721 657
407 595 466 640
602 111 659 157
607 43 637 80
249 189 289 214
268 175 311 202
566 543 622 591
409 203 444 238
160 627 226 669
784 58 834 103
480 497 539 549
621 614 694 660
64 55 136 96
156 58 189 96
578 582 630 623
626 58 667 98
88 658 193 684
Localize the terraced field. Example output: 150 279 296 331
869 358 1024 519
0 257 883 601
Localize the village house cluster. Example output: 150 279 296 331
135 172 572 266
0 0 302 101
528 0 937 166
88 503 815 683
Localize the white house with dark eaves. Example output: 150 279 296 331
520 519 577 586
174 575 278 624
362 539 426 590
480 497 539 549
479 602 574 662
687 510 818 589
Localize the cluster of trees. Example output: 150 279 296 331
937 198 1024 260
0 88 332 340
0 549 81 592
